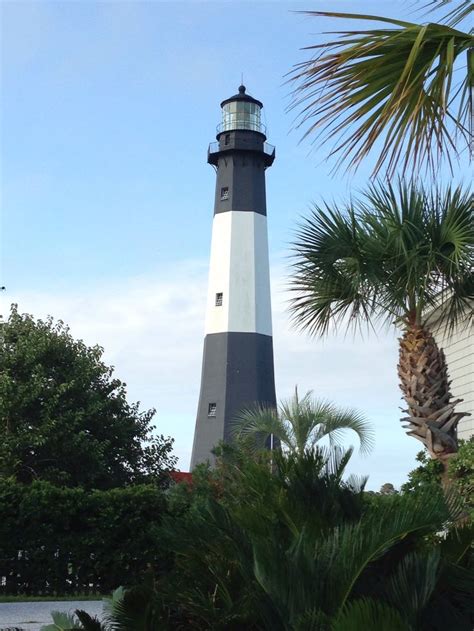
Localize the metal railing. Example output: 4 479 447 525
208 141 275 160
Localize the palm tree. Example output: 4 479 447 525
231 387 374 456
289 2 473 178
290 181 473 464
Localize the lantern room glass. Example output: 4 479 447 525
221 101 262 132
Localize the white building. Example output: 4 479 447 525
430 313 473 441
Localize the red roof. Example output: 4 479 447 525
169 471 193 484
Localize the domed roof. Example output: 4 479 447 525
220 85 263 109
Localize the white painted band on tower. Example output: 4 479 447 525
205 211 272 336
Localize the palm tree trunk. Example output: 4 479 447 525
397 324 468 461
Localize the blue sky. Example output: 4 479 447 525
2 1 471 488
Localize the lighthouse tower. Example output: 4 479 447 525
191 85 276 467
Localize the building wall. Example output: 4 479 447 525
431 318 473 441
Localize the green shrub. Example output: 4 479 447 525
0 479 167 595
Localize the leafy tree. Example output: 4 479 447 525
402 448 445 491
0 305 176 489
447 438 474 517
290 2 473 177
231 386 373 455
403 437 474 520
290 181 473 463
379 482 398 495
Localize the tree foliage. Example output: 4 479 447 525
289 3 474 177
0 306 176 489
0 479 168 595
403 438 474 520
60 445 473 630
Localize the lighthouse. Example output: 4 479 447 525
190 85 277 467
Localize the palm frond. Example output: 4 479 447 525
289 12 473 177
40 611 82 631
439 523 474 563
346 473 369 493
390 538 474 630
309 401 375 455
291 181 474 335
102 584 158 631
293 608 329 630
231 389 373 456
230 404 287 453
421 0 474 28
101 587 125 622
250 487 452 624
319 488 453 613
332 598 406 630
74 611 104 631
386 550 441 626
290 202 389 335
323 445 354 481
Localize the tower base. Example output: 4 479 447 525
191 331 276 468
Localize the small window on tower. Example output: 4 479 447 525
220 187 229 200
208 403 217 417
225 134 230 145
215 292 223 306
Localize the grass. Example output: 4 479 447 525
0 593 103 603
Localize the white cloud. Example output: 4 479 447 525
5 260 420 490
